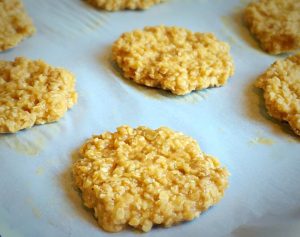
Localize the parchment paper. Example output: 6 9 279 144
0 0 299 236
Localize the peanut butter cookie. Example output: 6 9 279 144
112 26 234 95
0 57 77 133
73 126 229 232
256 53 300 135
86 0 165 11
244 0 300 54
0 0 35 51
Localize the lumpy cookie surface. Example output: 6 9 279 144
112 26 234 95
72 126 229 232
86 0 165 11
0 57 77 133
256 53 300 136
244 0 300 54
0 0 35 51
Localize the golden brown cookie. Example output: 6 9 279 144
0 57 78 133
244 0 300 54
86 0 165 11
256 53 300 136
0 0 35 51
112 26 234 95
73 125 229 232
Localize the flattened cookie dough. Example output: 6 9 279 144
244 0 300 54
86 0 165 11
0 0 35 51
0 57 77 133
112 26 234 95
256 53 300 136
73 126 229 232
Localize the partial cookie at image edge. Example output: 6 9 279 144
0 57 78 133
85 0 166 11
255 53 300 136
244 0 300 54
0 0 36 51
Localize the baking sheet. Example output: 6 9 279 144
0 0 300 236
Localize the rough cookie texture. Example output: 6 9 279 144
0 0 35 51
256 53 300 136
73 126 229 232
244 0 300 54
112 26 234 95
0 57 78 133
86 0 165 11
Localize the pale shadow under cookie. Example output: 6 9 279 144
244 80 299 139
59 150 99 230
221 7 262 53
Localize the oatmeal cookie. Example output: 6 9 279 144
244 0 300 54
112 26 234 95
256 53 300 136
0 0 35 51
73 126 229 232
86 0 165 11
0 57 77 133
